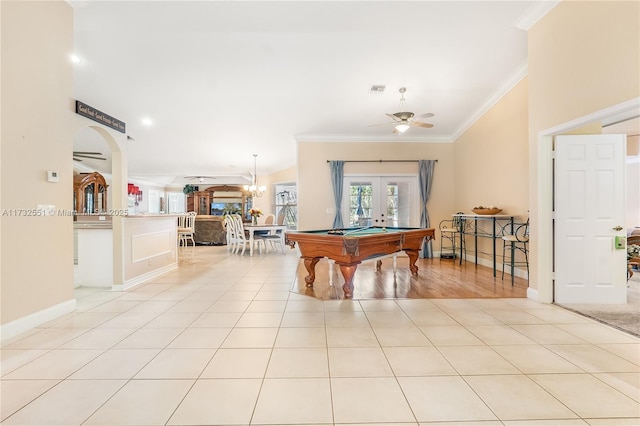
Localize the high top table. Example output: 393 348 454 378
452 213 518 277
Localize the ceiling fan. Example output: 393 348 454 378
370 87 434 134
73 151 106 162
185 176 217 182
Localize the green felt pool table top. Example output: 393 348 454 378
296 227 426 236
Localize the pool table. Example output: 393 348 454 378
286 227 435 298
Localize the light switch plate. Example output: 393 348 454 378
47 170 59 182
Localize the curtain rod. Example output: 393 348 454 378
326 159 437 163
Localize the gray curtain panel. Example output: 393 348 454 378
329 160 345 229
419 159 435 258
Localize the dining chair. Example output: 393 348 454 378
230 214 265 255
177 211 197 247
224 214 237 253
264 214 275 225
261 226 286 254
226 214 245 254
254 213 276 237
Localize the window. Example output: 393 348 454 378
275 183 297 229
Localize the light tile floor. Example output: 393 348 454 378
1 246 639 425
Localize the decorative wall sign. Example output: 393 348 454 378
75 100 126 133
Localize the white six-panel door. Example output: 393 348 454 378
554 134 627 304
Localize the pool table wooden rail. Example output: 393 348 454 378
286 227 435 298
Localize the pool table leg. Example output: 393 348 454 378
302 257 320 287
337 262 359 298
405 249 420 275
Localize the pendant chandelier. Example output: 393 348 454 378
244 154 266 197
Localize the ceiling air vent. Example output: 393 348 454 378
369 85 386 94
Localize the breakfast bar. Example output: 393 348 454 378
453 213 517 276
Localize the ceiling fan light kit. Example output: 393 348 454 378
370 87 434 134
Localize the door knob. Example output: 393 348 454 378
613 226 623 231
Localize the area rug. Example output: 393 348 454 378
557 276 640 338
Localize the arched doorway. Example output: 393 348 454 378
72 124 127 291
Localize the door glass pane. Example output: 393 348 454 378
386 184 399 226
84 185 94 214
343 176 416 229
348 183 372 227
198 196 208 215
275 183 297 229
385 180 411 227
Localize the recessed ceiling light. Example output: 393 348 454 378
141 117 153 126
369 85 386 94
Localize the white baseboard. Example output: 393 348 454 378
436 251 529 280
527 286 539 301
112 263 178 292
1 298 77 343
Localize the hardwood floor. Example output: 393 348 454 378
292 256 529 300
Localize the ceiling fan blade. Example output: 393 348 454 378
73 154 107 160
73 157 83 162
368 122 393 127
73 151 103 155
410 121 434 129
414 113 434 119
185 176 216 180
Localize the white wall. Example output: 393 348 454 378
628 159 640 231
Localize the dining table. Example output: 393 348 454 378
243 224 287 256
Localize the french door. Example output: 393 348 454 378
342 176 418 228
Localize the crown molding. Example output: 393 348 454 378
450 61 528 141
294 134 453 143
297 61 529 145
513 0 560 31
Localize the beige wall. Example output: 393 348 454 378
251 166 298 216
249 174 275 217
270 166 296 186
120 216 177 287
1 1 75 325
528 0 640 299
454 78 529 214
297 141 455 242
453 78 529 265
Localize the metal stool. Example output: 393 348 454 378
439 212 466 261
501 219 529 285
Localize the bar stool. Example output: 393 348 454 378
501 218 529 285
439 212 466 261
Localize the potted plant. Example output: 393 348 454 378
183 184 198 194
